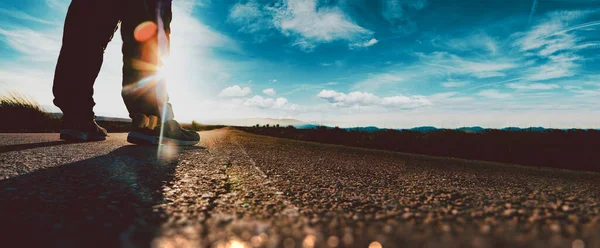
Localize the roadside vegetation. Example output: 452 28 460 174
182 121 225 131
0 93 60 132
0 93 220 133
239 125 600 172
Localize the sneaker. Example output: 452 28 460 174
127 114 200 146
59 118 108 141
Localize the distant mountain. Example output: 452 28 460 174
502 127 547 132
295 124 321 129
408 126 438 132
293 125 565 133
456 126 487 132
345 126 382 133
205 118 311 127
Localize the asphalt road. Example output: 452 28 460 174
0 128 599 248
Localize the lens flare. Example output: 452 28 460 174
134 21 158 42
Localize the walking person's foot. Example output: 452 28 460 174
59 118 108 141
127 114 200 146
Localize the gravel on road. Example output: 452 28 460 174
0 128 598 248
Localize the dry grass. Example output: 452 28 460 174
182 121 225 131
0 92 60 132
0 91 224 133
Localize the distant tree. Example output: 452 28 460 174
191 121 202 131
276 124 280 128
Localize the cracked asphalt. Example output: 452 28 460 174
0 128 599 248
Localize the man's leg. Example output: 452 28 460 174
52 0 120 141
121 0 199 146
53 0 120 121
120 0 174 121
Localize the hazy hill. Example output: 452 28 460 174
206 118 311 127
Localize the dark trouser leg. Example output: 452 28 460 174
121 0 174 121
52 0 120 121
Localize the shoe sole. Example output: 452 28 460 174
127 131 199 146
60 129 107 142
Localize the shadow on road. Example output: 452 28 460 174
0 145 202 247
0 140 76 154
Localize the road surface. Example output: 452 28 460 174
0 128 599 248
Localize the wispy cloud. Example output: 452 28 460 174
526 53 581 81
528 0 539 25
0 27 62 62
320 60 344 67
0 8 58 25
445 33 499 56
442 81 468 88
513 10 600 81
416 52 517 79
229 0 374 51
44 0 69 11
477 89 511 99
351 73 403 91
381 0 427 34
506 83 560 90
273 0 372 43
228 1 273 33
349 38 379 49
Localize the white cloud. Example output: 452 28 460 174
441 81 468 88
477 89 511 99
273 0 372 42
349 38 379 49
244 95 294 109
317 89 430 108
263 88 276 96
229 0 374 50
272 79 277 83
228 1 273 33
380 95 430 108
506 83 560 90
218 85 252 97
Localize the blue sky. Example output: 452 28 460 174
1 0 599 128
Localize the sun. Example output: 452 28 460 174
157 55 173 79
